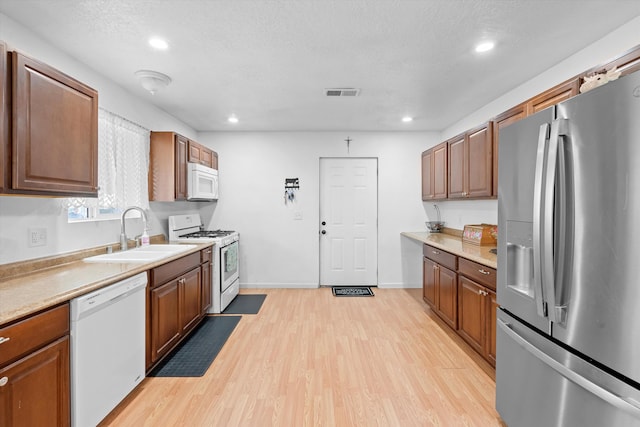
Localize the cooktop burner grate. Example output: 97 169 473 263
179 230 234 239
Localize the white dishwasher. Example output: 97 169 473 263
70 272 147 427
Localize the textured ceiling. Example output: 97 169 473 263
1 0 639 132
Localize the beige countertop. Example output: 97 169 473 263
0 242 213 325
402 231 497 269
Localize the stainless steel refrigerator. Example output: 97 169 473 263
496 69 640 427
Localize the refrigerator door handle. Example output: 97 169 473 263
551 118 570 325
533 123 550 318
540 120 566 324
498 319 640 418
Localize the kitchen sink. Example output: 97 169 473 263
83 244 198 263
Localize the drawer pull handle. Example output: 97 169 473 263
478 269 491 275
478 289 488 296
0 377 7 386
432 250 440 255
0 337 10 345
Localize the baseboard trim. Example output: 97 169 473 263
240 282 319 289
240 282 422 289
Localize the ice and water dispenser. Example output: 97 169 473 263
505 220 534 298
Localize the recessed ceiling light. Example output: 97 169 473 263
228 116 239 124
402 116 413 123
475 41 495 53
149 37 169 50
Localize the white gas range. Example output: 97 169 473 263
168 214 239 314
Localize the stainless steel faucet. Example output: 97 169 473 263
120 206 149 250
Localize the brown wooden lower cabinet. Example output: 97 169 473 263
0 337 70 427
201 254 213 313
488 290 498 365
150 280 181 364
457 258 497 367
457 276 485 355
147 248 212 372
422 245 458 329
149 266 202 368
423 257 436 306
0 304 70 426
179 268 202 334
422 243 497 367
457 276 497 366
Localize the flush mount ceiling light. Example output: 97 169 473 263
149 37 169 50
134 70 171 95
228 116 239 124
402 116 413 123
475 41 495 53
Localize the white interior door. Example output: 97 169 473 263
319 158 378 286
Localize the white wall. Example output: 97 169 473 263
197 131 439 288
0 13 202 264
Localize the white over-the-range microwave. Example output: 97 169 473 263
187 162 219 201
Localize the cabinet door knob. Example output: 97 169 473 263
478 269 491 275
0 337 10 345
0 377 8 387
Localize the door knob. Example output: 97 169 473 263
321 221 326 226
321 230 327 235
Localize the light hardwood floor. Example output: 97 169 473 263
101 288 505 426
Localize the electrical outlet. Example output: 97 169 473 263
293 211 303 220
28 227 47 247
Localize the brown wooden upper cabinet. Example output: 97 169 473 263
492 104 526 196
187 139 217 169
9 51 98 196
421 142 447 200
211 151 218 170
447 133 465 198
149 131 189 201
525 78 580 116
448 122 493 199
150 132 218 201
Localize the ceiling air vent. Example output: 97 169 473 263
325 88 360 97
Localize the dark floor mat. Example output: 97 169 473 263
223 294 267 314
148 315 241 377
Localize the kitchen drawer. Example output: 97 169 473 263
458 258 496 291
200 246 213 264
423 244 457 271
0 303 69 367
150 252 201 288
